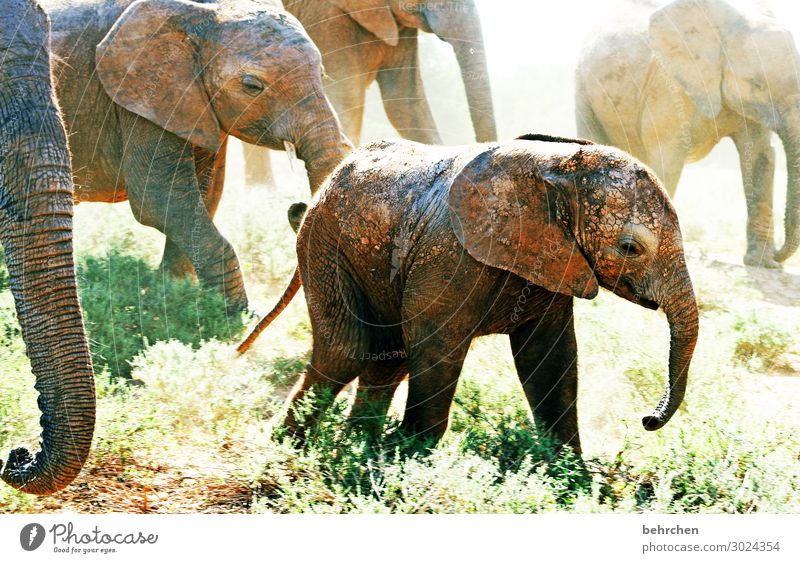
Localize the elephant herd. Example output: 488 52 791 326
0 0 796 496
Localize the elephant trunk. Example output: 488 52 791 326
424 0 497 142
294 92 351 194
641 266 698 431
0 96 96 494
774 128 800 262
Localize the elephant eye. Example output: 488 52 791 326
618 239 644 258
241 74 265 97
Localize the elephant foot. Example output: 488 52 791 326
744 248 782 269
159 251 198 282
225 295 250 318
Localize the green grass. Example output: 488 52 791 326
77 249 248 379
732 314 793 370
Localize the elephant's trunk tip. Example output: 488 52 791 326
641 415 666 431
774 242 797 263
3 446 35 471
1 447 36 488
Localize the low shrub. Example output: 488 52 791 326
78 249 247 378
732 314 792 370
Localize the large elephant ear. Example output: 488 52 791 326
96 0 221 152
448 145 599 299
648 0 740 119
330 0 399 46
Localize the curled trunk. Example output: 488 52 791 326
0 84 95 494
641 276 698 431
774 130 800 262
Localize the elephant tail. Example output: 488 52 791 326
237 268 302 354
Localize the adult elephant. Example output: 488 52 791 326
0 0 95 495
575 0 800 268
243 0 497 184
43 0 350 312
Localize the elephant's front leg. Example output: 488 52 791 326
325 73 368 146
733 124 779 268
160 142 229 280
510 301 581 454
400 331 469 446
121 116 247 312
376 32 443 146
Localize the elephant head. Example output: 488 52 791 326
95 0 350 191
0 0 95 495
449 135 699 430
330 0 497 143
649 0 800 262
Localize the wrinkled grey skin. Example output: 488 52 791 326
576 0 800 269
243 135 699 453
0 0 95 495
43 0 349 312
243 0 497 186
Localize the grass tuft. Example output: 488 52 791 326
77 248 248 378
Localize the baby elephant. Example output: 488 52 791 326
240 134 699 453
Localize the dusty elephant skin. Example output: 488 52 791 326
0 0 95 495
243 0 497 184
42 0 349 312
576 0 800 269
241 135 700 453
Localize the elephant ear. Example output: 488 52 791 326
648 0 741 119
330 0 399 46
95 0 221 152
448 146 599 299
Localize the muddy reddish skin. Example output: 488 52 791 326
242 134 699 452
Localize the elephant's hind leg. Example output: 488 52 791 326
350 362 408 438
281 268 371 442
281 358 360 443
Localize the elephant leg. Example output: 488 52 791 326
376 34 443 145
575 94 612 146
160 142 228 280
399 332 469 446
509 301 581 454
281 269 371 441
242 143 275 187
646 144 686 199
639 105 688 198
350 362 407 437
733 125 779 268
281 360 359 443
326 75 367 146
121 115 247 312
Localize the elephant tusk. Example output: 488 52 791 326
284 140 298 172
342 136 354 153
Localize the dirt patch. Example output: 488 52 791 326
18 447 252 514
